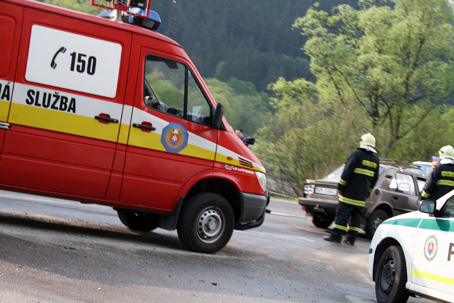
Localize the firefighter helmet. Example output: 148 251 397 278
439 145 454 160
360 133 376 148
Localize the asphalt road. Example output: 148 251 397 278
0 190 432 303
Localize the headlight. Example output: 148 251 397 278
304 184 315 195
255 172 267 191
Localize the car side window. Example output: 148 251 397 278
389 173 415 195
441 197 454 218
417 179 426 194
143 55 212 125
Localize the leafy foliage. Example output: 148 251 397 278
256 0 454 194
293 0 454 154
254 77 369 195
205 78 271 137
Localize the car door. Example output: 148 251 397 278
388 172 420 213
0 1 22 154
0 9 130 199
410 196 454 299
119 48 218 211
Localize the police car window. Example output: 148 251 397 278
389 173 415 195
144 55 211 125
442 197 454 218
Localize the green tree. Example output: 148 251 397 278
389 104 454 161
205 78 271 137
293 0 454 155
255 77 369 196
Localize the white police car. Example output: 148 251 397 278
369 190 454 303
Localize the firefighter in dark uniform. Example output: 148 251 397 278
420 145 454 201
324 133 380 245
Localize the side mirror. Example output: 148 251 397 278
246 137 255 146
212 103 224 129
419 200 436 214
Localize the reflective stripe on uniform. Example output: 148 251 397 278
348 226 360 232
334 224 347 231
436 179 454 187
353 167 375 177
421 190 430 199
339 195 365 207
339 178 347 186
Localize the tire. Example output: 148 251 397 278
312 214 335 228
366 209 389 239
375 245 409 303
117 209 159 232
177 193 234 254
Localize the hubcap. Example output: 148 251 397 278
197 207 224 243
374 216 385 230
380 258 396 295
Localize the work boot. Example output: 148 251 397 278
345 233 356 246
323 235 341 243
343 238 355 246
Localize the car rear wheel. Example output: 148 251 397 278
312 213 335 228
375 245 409 303
177 193 234 254
366 209 389 238
117 209 159 232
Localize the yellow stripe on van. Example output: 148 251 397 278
118 124 130 145
9 103 120 142
412 270 454 285
0 100 10 122
181 144 216 160
128 127 216 161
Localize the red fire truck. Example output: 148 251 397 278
0 0 269 253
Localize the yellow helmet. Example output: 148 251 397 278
360 133 376 148
439 145 454 160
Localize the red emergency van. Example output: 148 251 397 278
0 0 269 253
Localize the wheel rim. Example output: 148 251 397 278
379 257 396 295
373 216 386 230
197 207 225 243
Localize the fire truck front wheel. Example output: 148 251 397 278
177 193 234 254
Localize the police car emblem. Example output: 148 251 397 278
424 235 438 261
161 123 189 153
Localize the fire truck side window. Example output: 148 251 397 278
144 55 211 125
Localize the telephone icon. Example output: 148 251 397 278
50 47 67 69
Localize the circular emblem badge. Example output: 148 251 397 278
161 123 189 153
424 235 438 261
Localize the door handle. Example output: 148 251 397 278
95 115 119 124
133 123 156 131
0 122 11 130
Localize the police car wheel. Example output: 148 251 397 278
117 209 159 232
177 193 234 254
375 245 409 303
